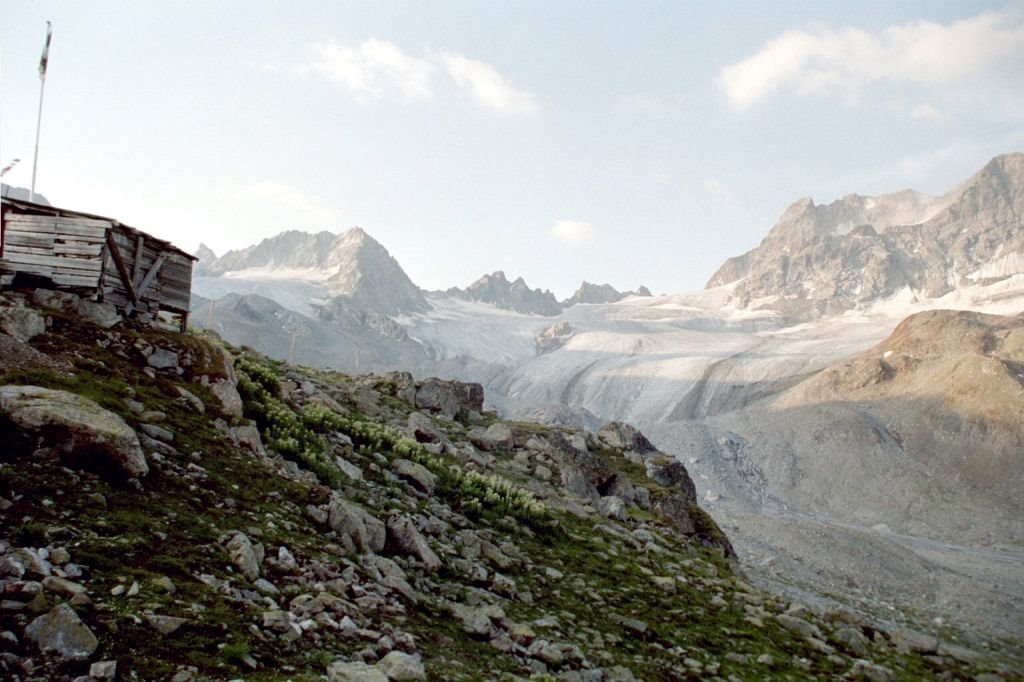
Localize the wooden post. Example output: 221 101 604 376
288 331 298 365
105 231 138 308
131 235 144 283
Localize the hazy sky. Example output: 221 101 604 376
3 1 1023 298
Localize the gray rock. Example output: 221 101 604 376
76 299 120 329
211 379 244 418
331 457 361 483
0 385 148 478
597 496 629 521
547 433 615 497
414 377 484 417
381 371 418 405
140 422 175 443
453 603 505 638
231 424 266 456
776 614 822 639
597 421 657 453
644 457 697 504
414 378 461 417
90 660 118 680
471 423 515 453
0 305 46 341
406 412 442 444
41 576 87 597
25 603 98 660
327 660 389 682
144 614 189 634
376 651 425 680
30 290 120 329
328 498 386 554
533 464 552 481
384 515 441 572
147 347 180 369
832 627 870 656
226 532 264 580
392 459 437 496
652 495 696 534
175 387 205 414
848 659 895 682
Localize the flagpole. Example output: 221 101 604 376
30 21 52 204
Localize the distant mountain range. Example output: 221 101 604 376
189 153 1024 650
197 230 651 318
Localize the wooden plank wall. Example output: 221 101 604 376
0 211 193 316
0 214 107 288
102 226 192 314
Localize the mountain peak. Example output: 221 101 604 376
706 153 1024 315
453 271 561 316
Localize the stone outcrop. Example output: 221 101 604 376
25 604 99 660
0 385 148 478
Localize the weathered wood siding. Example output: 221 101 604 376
0 213 108 288
0 203 195 316
101 226 193 314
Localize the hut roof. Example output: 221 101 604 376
2 197 198 262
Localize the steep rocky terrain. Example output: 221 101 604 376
650 310 1024 657
707 153 1024 317
1 289 1015 681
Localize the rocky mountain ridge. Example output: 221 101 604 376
196 229 427 317
708 153 1024 317
3 289 1007 680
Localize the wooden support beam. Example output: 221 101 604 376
132 235 144 283
105 231 138 308
125 252 166 315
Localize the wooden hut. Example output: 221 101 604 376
0 197 196 330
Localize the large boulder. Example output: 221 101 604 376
226 531 264 581
644 457 697 504
597 421 657 454
327 660 389 682
546 433 615 497
380 371 417 405
414 378 460 417
414 378 484 418
328 498 386 554
384 514 441 572
392 459 438 496
25 603 99 660
30 289 119 329
470 423 514 453
0 304 46 341
0 385 148 478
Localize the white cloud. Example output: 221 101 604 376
307 39 435 102
550 220 594 244
441 52 538 115
909 103 948 123
719 11 1024 111
303 40 538 115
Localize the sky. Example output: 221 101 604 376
2 1 1023 298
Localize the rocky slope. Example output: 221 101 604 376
708 153 1024 317
649 310 1024 656
1 289 1013 681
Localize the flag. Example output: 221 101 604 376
39 21 52 80
0 159 21 177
